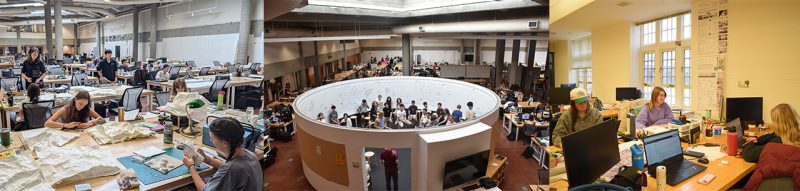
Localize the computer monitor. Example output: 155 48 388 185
562 119 621 187
521 113 531 120
443 150 490 189
616 87 641 101
727 118 744 140
725 97 763 125
560 83 577 89
643 129 683 167
548 87 572 106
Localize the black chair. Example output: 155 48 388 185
155 92 171 107
186 61 196 68
249 63 261 74
199 67 211 76
213 61 223 67
0 77 19 92
132 69 149 87
49 67 65 75
169 67 181 80
548 112 562 146
20 101 54 131
71 72 89 86
227 63 238 74
204 79 229 103
108 87 145 117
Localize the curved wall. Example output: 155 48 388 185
293 77 501 190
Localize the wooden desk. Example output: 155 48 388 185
9 128 215 191
503 113 548 141
333 70 355 81
486 154 508 184
0 63 17 69
42 75 99 87
518 101 542 108
601 108 620 118
550 130 768 191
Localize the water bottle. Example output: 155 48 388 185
727 128 738 156
163 123 173 144
217 91 225 111
631 144 645 170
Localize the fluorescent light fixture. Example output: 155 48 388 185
266 35 397 43
417 35 549 40
308 0 493 12
0 3 44 8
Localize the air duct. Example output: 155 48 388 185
70 0 184 6
391 18 548 34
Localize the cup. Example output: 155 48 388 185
0 128 11 147
713 126 723 135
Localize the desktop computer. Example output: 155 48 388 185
562 119 622 187
725 97 763 128
616 87 641 101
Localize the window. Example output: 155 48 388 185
660 17 677 42
683 14 692 39
571 36 592 92
665 87 676 105
662 50 675 85
639 12 692 109
643 53 655 85
683 89 691 107
642 22 656 45
684 49 691 86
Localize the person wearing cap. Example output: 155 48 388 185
96 49 118 83
155 65 171 81
552 88 604 147
21 47 47 86
635 86 675 130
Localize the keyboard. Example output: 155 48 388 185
655 160 706 186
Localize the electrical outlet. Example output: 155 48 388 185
738 80 750 88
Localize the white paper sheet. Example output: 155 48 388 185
688 146 726 161
133 146 165 158
123 109 140 121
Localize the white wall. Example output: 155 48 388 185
293 76 501 190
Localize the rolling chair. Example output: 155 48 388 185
1 77 19 92
199 67 211 76
169 67 182 80
19 101 55 131
155 92 171 107
204 79 229 104
108 87 144 118
71 72 89 86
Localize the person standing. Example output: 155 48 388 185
380 147 399 191
465 101 476 121
21 48 47 86
96 49 118 83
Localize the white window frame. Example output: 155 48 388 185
570 36 592 92
639 12 692 109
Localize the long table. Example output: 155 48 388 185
549 128 769 191
42 75 100 87
8 124 215 191
146 76 261 109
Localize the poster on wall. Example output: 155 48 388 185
694 0 728 120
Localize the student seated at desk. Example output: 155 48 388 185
45 90 101 129
635 87 674 130
183 117 263 191
119 59 131 71
742 103 800 190
155 65 170 81
741 103 798 163
552 88 603 147
170 78 187 101
14 84 41 130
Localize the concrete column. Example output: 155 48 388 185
44 0 53 59
313 41 321 87
401 34 411 76
460 39 465 64
235 0 253 63
494 36 506 88
132 7 139 61
341 42 346 72
298 41 307 89
96 21 102 55
54 0 64 61
149 5 158 59
473 39 481 64
524 40 538 92
16 27 21 53
73 24 79 51
509 39 521 86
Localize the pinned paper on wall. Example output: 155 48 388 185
693 0 728 120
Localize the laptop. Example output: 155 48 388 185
643 129 707 186
521 113 531 120
729 118 750 147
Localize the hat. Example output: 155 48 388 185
570 88 589 104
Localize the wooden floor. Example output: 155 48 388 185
258 118 543 190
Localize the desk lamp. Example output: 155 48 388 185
181 99 205 137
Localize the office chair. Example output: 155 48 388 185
108 87 144 117
205 79 229 103
169 67 181 80
20 101 55 131
213 61 222 67
71 72 89 86
199 67 211 76
155 92 171 107
49 67 65 75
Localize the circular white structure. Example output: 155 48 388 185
293 76 501 190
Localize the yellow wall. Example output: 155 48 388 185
550 0 595 24
590 22 638 102
550 40 571 86
724 1 800 122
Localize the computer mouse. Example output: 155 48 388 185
698 157 709 164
